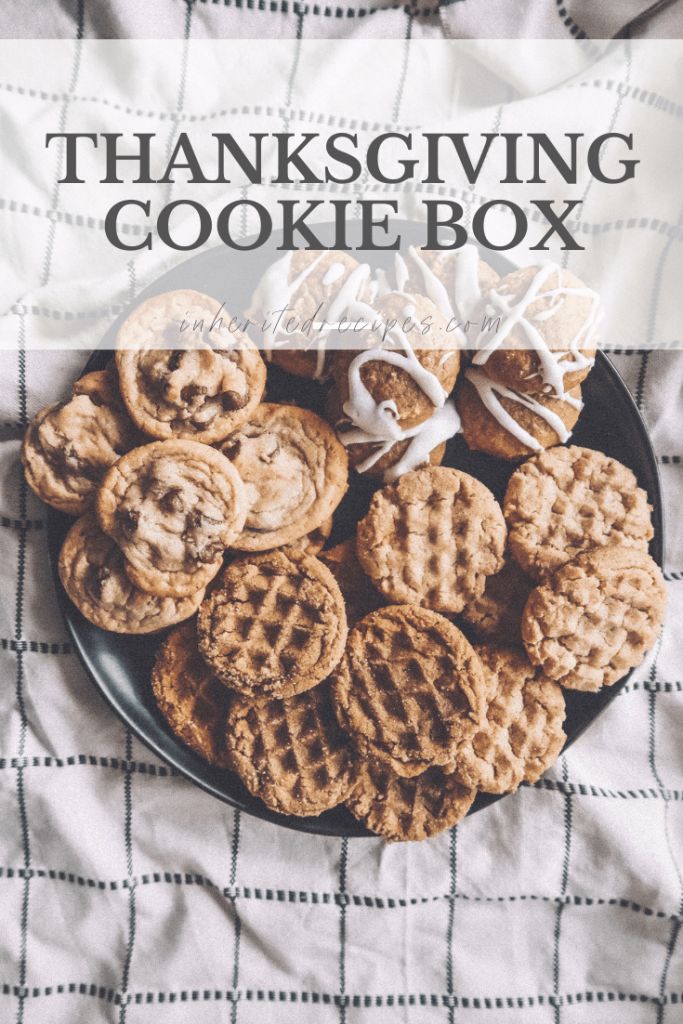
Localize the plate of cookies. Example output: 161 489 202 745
31 224 666 841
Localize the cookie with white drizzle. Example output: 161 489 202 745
325 384 456 482
332 291 460 440
455 367 583 460
246 249 368 381
471 263 600 397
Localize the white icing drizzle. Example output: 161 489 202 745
465 367 583 450
322 262 346 287
339 399 461 483
472 263 600 398
249 251 325 359
407 246 453 320
394 254 410 293
342 317 448 441
452 244 483 320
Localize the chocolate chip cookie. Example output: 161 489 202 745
96 439 247 597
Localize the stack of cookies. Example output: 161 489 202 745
23 266 666 843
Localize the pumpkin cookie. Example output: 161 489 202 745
460 554 534 646
400 244 500 323
151 622 233 767
456 369 583 460
356 466 506 614
59 513 204 633
452 645 566 794
225 681 357 816
197 550 347 700
22 367 138 515
96 439 247 597
332 291 459 435
522 547 666 691
346 761 476 842
247 249 366 381
504 445 654 580
471 264 600 396
332 606 487 777
220 404 348 551
326 385 453 483
115 291 266 443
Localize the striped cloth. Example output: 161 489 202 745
1 6 682 1024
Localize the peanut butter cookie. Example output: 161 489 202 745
522 547 666 691
96 439 247 597
356 466 506 614
452 645 566 794
225 681 357 816
332 605 487 777
460 554 534 646
346 760 476 842
151 622 233 767
320 538 384 627
197 550 347 700
220 403 348 551
504 445 654 580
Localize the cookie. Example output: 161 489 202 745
456 369 583 460
452 645 566 794
332 291 460 435
325 385 450 483
58 513 204 633
332 606 487 777
504 445 654 580
319 539 384 626
96 439 247 597
115 291 266 443
22 367 139 515
522 547 667 691
225 681 357 816
247 250 366 381
471 264 599 396
220 403 348 551
460 554 534 646
151 622 233 767
346 760 476 842
280 515 333 558
356 466 506 614
197 550 347 700
400 244 500 323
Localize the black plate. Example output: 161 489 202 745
46 229 664 837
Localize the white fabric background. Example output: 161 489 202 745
0 6 682 1024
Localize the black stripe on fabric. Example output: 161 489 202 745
0 517 44 532
0 640 72 655
658 456 682 464
118 730 137 1024
228 809 242 1024
338 837 349 1023
619 681 683 695
446 826 458 1024
195 0 453 17
554 0 589 40
0 984 680 1008
14 314 31 1024
533 778 683 800
40 0 84 288
647 640 683 1024
663 572 683 582
577 79 683 120
552 758 573 1024
2 867 679 924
